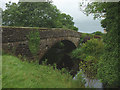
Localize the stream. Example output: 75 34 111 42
73 70 103 88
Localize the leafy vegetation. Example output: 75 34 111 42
2 54 85 88
79 33 92 44
79 32 102 44
92 31 103 36
27 30 40 56
80 2 120 87
2 1 120 88
2 2 78 31
71 39 104 79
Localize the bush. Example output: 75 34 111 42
79 33 96 44
93 31 103 35
71 39 104 78
97 29 120 87
72 39 104 60
27 30 40 56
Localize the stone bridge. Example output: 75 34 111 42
2 27 81 63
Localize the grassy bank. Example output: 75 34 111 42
2 54 84 88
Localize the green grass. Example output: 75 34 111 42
2 54 85 88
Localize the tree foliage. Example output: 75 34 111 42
92 31 103 35
2 2 78 31
72 39 104 60
80 2 120 87
71 39 104 78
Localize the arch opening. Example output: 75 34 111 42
39 40 77 76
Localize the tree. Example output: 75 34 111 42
0 8 2 26
57 13 78 31
80 2 120 87
71 39 104 79
92 31 103 35
2 2 78 31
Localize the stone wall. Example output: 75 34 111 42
2 26 81 43
2 26 81 61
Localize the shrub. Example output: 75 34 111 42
27 30 40 56
94 35 101 39
72 39 104 59
82 36 91 43
71 39 104 78
93 31 103 35
79 33 95 44
97 29 120 87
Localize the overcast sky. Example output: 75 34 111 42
0 0 104 33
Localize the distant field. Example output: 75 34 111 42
2 54 84 88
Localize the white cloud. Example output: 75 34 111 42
52 0 104 33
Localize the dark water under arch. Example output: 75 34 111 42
39 40 79 76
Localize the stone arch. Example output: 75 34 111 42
39 39 77 71
60 40 77 52
39 37 80 61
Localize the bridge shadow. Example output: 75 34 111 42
39 40 79 76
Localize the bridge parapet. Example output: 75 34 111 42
2 26 81 43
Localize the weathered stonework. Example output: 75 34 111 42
2 26 81 62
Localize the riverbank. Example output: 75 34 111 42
2 54 85 88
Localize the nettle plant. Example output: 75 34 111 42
27 30 40 56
